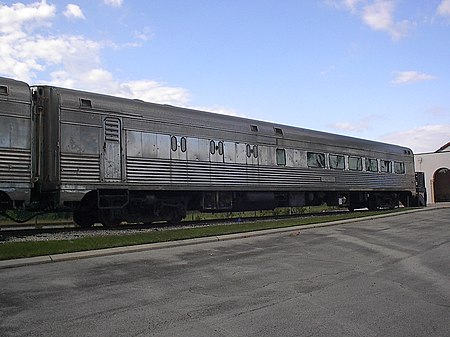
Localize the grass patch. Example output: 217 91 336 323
0 209 405 261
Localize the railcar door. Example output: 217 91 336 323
101 117 122 182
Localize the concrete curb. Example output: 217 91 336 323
1 205 449 269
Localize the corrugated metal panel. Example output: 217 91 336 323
127 158 172 184
60 154 100 183
0 148 31 182
126 157 410 191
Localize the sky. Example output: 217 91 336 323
0 0 449 154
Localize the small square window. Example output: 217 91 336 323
274 127 283 135
0 85 8 95
80 98 92 108
250 125 258 132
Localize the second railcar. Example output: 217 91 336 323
0 78 33 211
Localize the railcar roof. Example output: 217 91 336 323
0 77 31 102
37 84 412 155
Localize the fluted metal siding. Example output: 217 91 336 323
60 154 100 183
0 148 31 183
126 156 414 191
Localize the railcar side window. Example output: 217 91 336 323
218 141 224 155
307 152 325 168
180 137 187 152
329 154 345 170
171 136 177 151
366 158 378 172
246 144 258 158
210 140 216 155
61 124 99 154
348 156 363 171
380 160 391 173
394 161 405 174
246 144 251 157
276 148 286 166
253 145 258 158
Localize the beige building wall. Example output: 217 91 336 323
414 145 450 204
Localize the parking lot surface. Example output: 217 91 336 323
1 208 449 337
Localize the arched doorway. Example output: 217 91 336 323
433 168 450 202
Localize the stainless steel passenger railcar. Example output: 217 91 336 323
0 77 419 227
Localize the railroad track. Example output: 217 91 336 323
0 209 360 244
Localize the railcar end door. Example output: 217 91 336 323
101 117 123 182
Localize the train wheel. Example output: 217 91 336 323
167 213 182 225
73 211 96 228
99 209 122 227
164 204 185 225
73 192 98 228
366 194 378 211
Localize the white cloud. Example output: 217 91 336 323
63 4 85 20
362 0 411 40
193 105 242 117
0 1 64 80
329 115 381 133
437 0 450 16
382 125 450 153
133 27 153 42
104 0 123 7
326 0 363 13
392 71 437 84
320 64 336 76
118 80 190 105
331 121 368 132
344 0 364 13
327 0 412 40
0 1 55 34
0 1 192 107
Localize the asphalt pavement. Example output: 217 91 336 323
0 206 449 337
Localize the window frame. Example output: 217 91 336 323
348 156 363 171
394 161 405 174
171 136 178 152
180 137 187 152
276 148 286 166
307 152 326 169
380 160 392 173
365 158 379 172
329 154 345 170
